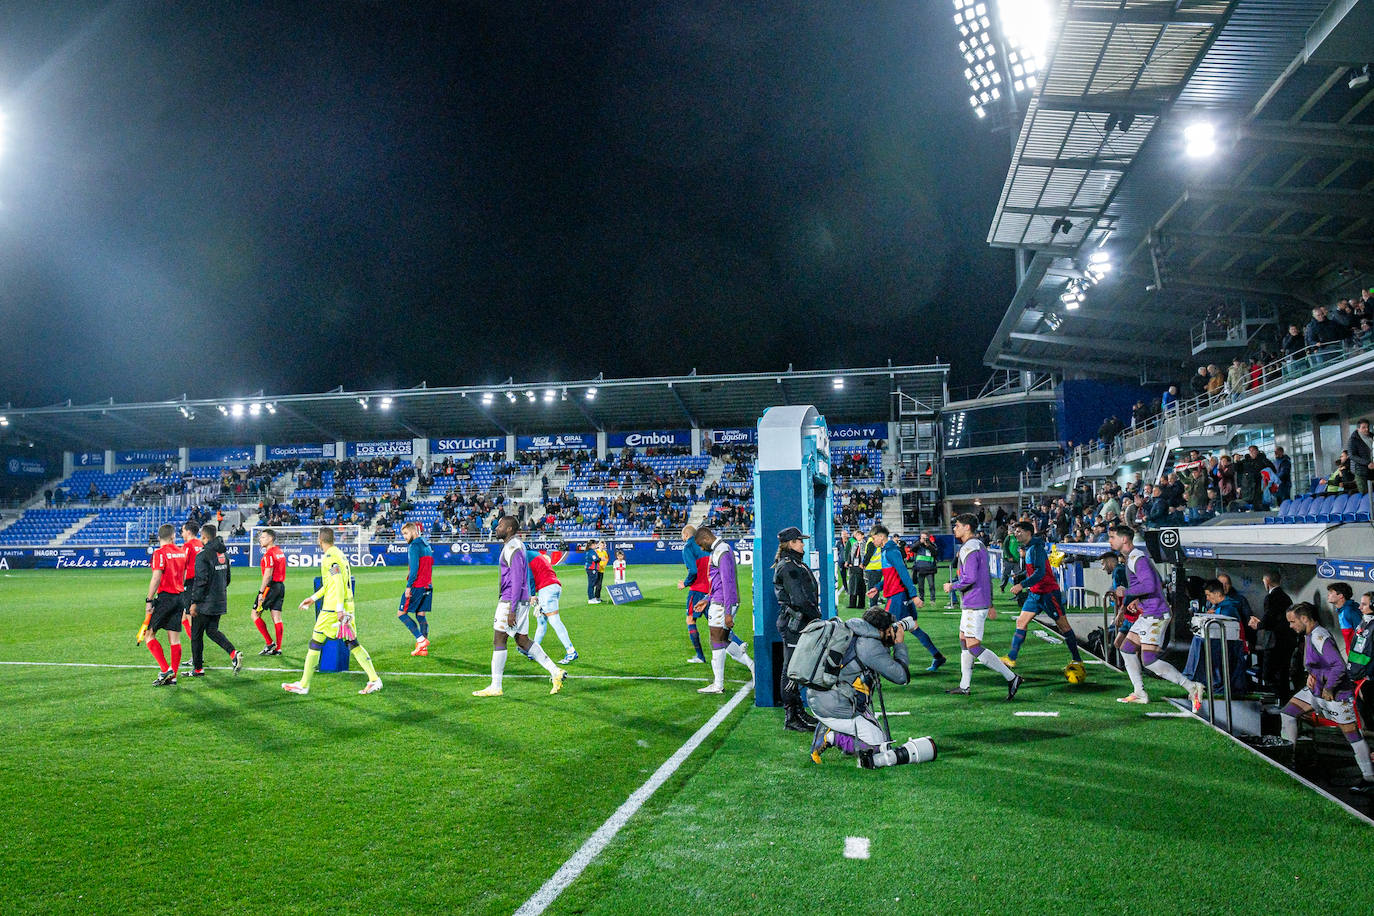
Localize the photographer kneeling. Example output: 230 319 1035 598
807 607 937 769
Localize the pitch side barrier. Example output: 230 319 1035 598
0 538 761 571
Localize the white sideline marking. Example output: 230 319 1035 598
886 710 911 716
1013 711 1059 717
1145 712 1192 718
513 683 752 916
0 661 745 684
843 836 871 860
1033 630 1064 645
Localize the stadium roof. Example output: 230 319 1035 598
983 0 1372 376
0 365 947 452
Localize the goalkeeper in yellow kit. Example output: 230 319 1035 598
282 527 383 696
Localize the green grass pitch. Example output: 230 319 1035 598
0 563 1367 915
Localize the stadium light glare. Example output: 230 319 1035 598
525 390 536 403
1184 122 1216 158
265 402 276 415
544 389 556 403
481 392 493 404
379 396 393 410
0 416 7 426
357 397 369 410
832 377 844 389
506 391 517 403
217 404 228 416
1088 250 1110 266
585 387 597 400
230 403 244 418
249 403 261 416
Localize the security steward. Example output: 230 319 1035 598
772 526 822 732
187 524 242 677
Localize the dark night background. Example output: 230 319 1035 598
0 0 1015 407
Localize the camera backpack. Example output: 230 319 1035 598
787 617 857 690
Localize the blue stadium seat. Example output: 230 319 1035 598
1285 496 1312 524
1303 495 1330 523
1350 494 1371 524
1264 498 1293 524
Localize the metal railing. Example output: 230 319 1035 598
1034 338 1373 488
1198 616 1237 734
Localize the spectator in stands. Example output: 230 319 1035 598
1235 445 1275 511
1273 446 1292 504
1215 455 1236 507
1146 485 1170 528
43 488 52 508
1181 462 1209 524
1205 365 1224 401
1225 358 1247 403
1323 451 1358 496
1189 366 1210 398
1161 385 1179 414
1305 305 1344 361
1278 324 1304 360
1333 299 1355 330
1256 570 1296 698
1130 400 1149 429
1346 418 1374 521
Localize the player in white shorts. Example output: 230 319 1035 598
472 516 567 697
943 513 1022 700
1280 601 1374 791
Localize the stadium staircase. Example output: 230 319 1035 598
52 514 99 545
881 493 902 527
688 457 729 526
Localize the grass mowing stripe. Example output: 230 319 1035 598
0 660 741 682
514 683 753 916
1162 698 1374 828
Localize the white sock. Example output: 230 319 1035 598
1281 714 1298 744
532 614 547 645
1352 738 1374 780
1123 652 1146 695
547 614 574 652
527 641 560 676
977 648 1015 681
711 648 726 688
960 649 974 689
1146 659 1189 688
491 648 507 690
726 640 754 673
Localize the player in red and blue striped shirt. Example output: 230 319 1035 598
398 522 434 656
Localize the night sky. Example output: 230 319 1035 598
0 0 1015 408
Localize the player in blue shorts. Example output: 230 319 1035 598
1002 520 1085 679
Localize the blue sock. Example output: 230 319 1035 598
1064 629 1082 662
417 612 428 638
687 619 705 659
398 612 421 639
729 630 745 647
913 627 940 659
1009 628 1027 660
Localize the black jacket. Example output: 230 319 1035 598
772 549 821 640
1347 429 1374 481
189 536 232 616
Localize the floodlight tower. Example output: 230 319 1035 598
952 0 1052 284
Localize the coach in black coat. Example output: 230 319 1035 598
187 526 240 675
773 528 822 733
1256 571 1296 698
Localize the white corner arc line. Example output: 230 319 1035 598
513 683 752 916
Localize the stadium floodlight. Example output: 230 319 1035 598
585 387 597 400
1088 250 1110 266
379 396 393 410
249 403 261 416
543 389 555 403
265 402 276 415
954 0 1050 119
217 404 229 416
230 403 245 418
832 377 844 389
481 392 494 405
525 390 536 403
505 391 517 403
0 416 7 426
1184 122 1216 158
